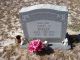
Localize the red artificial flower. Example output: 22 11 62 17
28 39 44 54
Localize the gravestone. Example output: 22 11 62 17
19 4 70 49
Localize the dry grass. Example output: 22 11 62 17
0 43 80 60
0 0 80 60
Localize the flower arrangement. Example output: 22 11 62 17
28 39 45 54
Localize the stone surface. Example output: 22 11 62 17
19 4 68 49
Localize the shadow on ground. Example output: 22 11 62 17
36 46 54 56
66 33 80 49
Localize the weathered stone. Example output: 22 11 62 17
19 4 68 49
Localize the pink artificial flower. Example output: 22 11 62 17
28 39 44 54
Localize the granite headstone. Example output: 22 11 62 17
19 4 69 49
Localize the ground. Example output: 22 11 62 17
15 43 80 60
0 0 80 60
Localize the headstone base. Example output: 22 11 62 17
50 43 71 50
21 42 71 50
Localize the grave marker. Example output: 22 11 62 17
19 4 69 49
